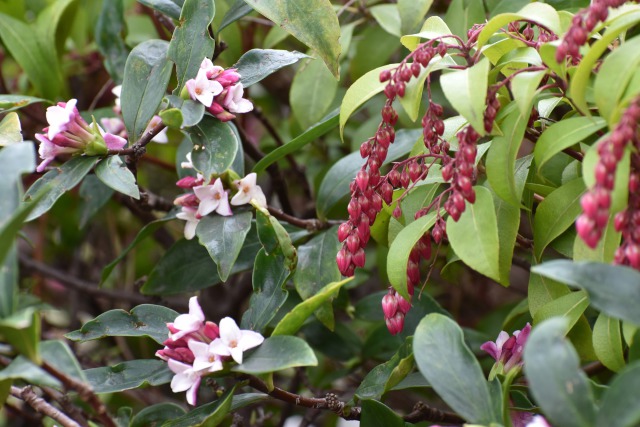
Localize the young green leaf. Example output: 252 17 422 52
532 290 589 331
400 15 455 51
95 156 140 199
0 112 22 146
511 70 546 116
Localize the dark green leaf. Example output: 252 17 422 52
65 304 177 344
531 260 640 325
95 0 128 84
121 39 172 140
168 0 215 93
162 387 234 427
255 208 297 268
166 95 205 127
360 400 404 427
243 0 341 77
196 212 252 281
85 360 173 393
355 337 413 401
241 249 290 332
130 403 186 427
233 336 318 374
78 175 114 228
596 362 640 427
95 156 140 199
0 309 40 363
137 0 184 20
523 318 596 427
188 116 239 179
235 49 308 88
0 95 47 114
290 57 338 129
23 156 97 222
219 0 253 32
414 314 500 424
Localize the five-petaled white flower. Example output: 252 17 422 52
230 173 267 208
223 83 253 114
168 359 202 406
46 99 78 139
209 317 264 364
186 68 223 107
189 340 224 373
170 296 205 340
194 178 232 217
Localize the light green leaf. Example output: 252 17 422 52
0 309 40 363
65 304 178 344
593 313 625 372
167 0 215 92
360 400 405 427
533 178 585 261
533 290 589 332
188 116 239 179
440 57 490 135
85 360 173 393
196 212 252 282
523 318 596 427
398 0 434 35
414 314 500 424
290 57 338 129
370 4 401 37
232 336 318 374
235 49 308 87
243 0 341 77
0 95 47 114
511 70 547 116
0 113 22 146
528 271 571 317
95 156 140 199
355 337 413 401
400 16 454 51
447 186 501 282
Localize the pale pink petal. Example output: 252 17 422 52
186 377 201 406
495 331 510 349
188 341 210 360
188 296 205 322
230 346 244 364
251 186 267 208
240 173 257 188
231 98 253 114
206 80 224 97
239 330 264 352
215 193 233 216
103 133 127 150
230 191 251 206
168 359 191 376
219 317 241 345
209 338 231 357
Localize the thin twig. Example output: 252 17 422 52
267 206 339 232
10 386 81 427
403 401 465 424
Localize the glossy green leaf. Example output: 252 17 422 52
596 362 640 427
241 249 290 331
163 388 234 427
414 314 500 424
95 156 140 199
355 337 413 401
447 186 501 282
400 16 455 51
130 403 186 427
490 181 522 286
533 178 585 261
101 211 176 283
486 105 532 206
317 128 420 218
219 0 253 32
166 95 205 128
593 313 625 372
272 277 352 336
233 336 318 374
493 46 542 77
188 116 239 179
533 290 589 332
196 212 252 281
532 260 640 325
142 235 260 295
534 117 606 171
511 70 546 116
571 10 640 115
36 0 78 57
440 58 490 135
23 156 98 222
243 0 341 77
95 0 128 84
0 95 47 114
387 210 441 300
0 113 22 146
370 4 401 37
65 304 177 344
121 39 172 140
85 360 173 393
528 271 571 317
168 0 215 93
594 35 640 124
360 400 404 427
477 3 561 49
252 109 338 174
0 309 40 363
523 317 596 427
137 0 183 20
398 0 434 35
235 49 308 88
291 57 338 129
255 207 297 268
339 63 398 140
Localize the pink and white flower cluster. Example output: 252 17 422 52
156 297 264 405
35 99 127 172
175 157 267 239
481 323 532 375
185 58 253 122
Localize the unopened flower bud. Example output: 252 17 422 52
386 312 405 335
382 289 398 318
397 293 411 314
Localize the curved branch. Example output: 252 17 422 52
10 386 81 427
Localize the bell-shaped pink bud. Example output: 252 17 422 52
338 223 351 242
352 248 366 268
397 293 411 314
356 170 369 193
385 312 405 335
336 248 352 275
203 321 219 340
381 290 398 319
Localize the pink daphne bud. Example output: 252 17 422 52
203 321 219 340
396 293 411 314
381 289 398 318
176 176 203 189
385 312 405 335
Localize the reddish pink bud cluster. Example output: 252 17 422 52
483 90 501 134
577 97 640 253
614 167 640 268
556 0 630 62
156 321 219 364
381 287 412 335
422 103 448 153
442 126 479 221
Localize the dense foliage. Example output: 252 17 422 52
1 0 640 426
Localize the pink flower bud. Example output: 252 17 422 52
352 248 366 268
203 321 219 340
397 293 411 314
346 234 360 254
379 69 391 82
356 170 369 192
357 217 371 245
336 248 352 275
382 290 398 318
360 141 372 158
386 312 405 335
176 176 200 189
348 199 361 220
407 260 420 285
626 245 640 268
338 223 351 242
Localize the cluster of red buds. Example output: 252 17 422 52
577 97 640 269
442 127 479 221
556 0 631 62
507 22 558 50
381 287 412 335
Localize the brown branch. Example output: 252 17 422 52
10 386 81 427
403 401 465 424
41 386 90 427
267 206 340 232
41 362 117 427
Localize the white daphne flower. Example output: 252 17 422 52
176 206 199 240
170 296 205 341
189 340 224 373
185 68 223 107
168 359 201 406
209 317 264 364
223 83 253 114
194 178 232 217
230 173 267 208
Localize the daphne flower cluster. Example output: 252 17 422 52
185 58 253 122
156 297 264 405
35 99 127 172
481 323 531 376
175 161 267 239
